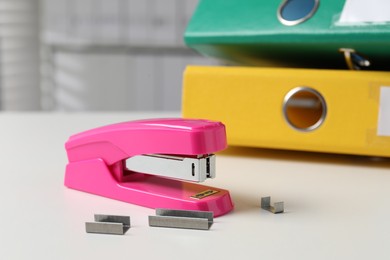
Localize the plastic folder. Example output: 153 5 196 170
182 66 390 157
184 0 390 70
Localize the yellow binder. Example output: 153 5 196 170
182 66 390 157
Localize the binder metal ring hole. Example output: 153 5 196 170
277 0 320 26
283 87 327 132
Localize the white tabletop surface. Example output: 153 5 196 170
1 112 390 260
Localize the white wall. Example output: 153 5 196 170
0 0 41 110
40 0 220 111
50 51 218 111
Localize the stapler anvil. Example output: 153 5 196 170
64 118 234 217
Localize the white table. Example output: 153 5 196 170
1 112 390 259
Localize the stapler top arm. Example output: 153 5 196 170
66 118 227 164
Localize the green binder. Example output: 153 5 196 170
184 0 390 70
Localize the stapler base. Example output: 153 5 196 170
65 158 234 217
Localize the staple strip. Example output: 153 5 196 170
85 214 131 235
149 209 214 230
149 215 210 230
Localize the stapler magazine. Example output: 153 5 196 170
64 118 234 217
182 66 390 158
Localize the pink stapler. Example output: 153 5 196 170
64 118 234 217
